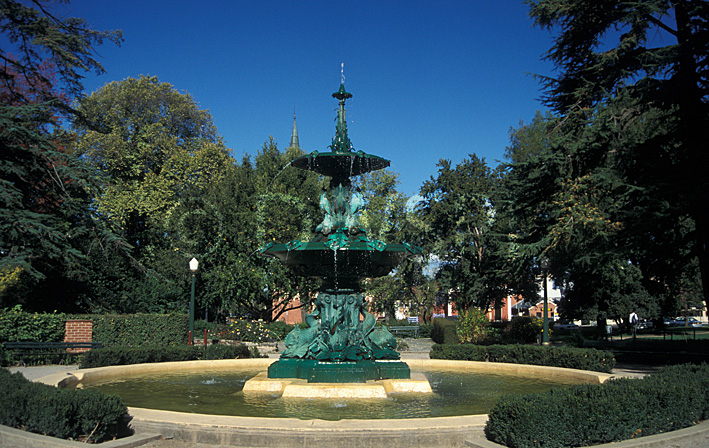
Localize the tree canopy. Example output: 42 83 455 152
418 155 532 314
0 0 121 310
527 0 709 300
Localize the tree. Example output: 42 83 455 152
1 0 122 103
355 169 410 243
0 0 122 310
418 155 525 315
503 109 681 328
170 138 324 321
72 75 232 312
526 0 709 305
74 76 224 246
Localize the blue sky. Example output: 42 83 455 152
63 0 556 196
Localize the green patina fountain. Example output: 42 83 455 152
261 84 423 383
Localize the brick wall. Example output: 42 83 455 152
64 319 93 353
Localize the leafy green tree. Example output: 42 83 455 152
526 0 709 305
0 0 122 311
72 75 232 312
355 169 409 243
74 75 225 246
503 110 674 328
418 155 524 315
170 138 324 321
504 110 557 164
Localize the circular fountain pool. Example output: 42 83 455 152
42 359 611 447
65 359 606 421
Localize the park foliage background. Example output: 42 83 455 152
0 0 707 332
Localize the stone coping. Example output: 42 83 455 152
37 358 612 390
0 424 162 448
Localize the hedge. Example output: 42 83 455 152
76 313 189 347
430 343 615 373
431 318 459 344
0 369 128 442
486 363 709 448
79 343 256 368
0 306 65 343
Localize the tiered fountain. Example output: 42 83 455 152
246 83 429 398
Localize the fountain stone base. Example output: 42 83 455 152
243 371 432 398
267 358 410 383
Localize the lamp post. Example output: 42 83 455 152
540 257 551 345
188 257 199 346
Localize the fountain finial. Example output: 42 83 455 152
330 81 353 153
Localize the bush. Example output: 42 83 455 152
79 343 253 368
209 319 279 343
507 317 543 344
486 363 709 448
78 313 188 347
430 343 615 373
0 369 128 442
418 323 433 338
457 309 491 343
431 318 459 344
266 321 295 340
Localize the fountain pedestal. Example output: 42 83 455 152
243 371 432 398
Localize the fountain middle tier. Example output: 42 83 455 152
261 230 422 290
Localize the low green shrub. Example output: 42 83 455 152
266 321 295 340
457 309 491 343
486 363 709 448
431 318 459 344
507 317 543 344
0 369 128 442
79 343 253 368
418 323 433 338
430 343 615 373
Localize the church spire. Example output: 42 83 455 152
288 109 300 150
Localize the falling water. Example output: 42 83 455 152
332 248 339 293
265 160 294 194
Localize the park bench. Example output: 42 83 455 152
3 341 103 366
387 326 419 338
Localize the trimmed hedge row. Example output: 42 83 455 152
486 363 709 448
430 343 615 373
0 369 128 442
0 309 190 348
0 306 65 343
79 343 255 368
77 313 189 347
